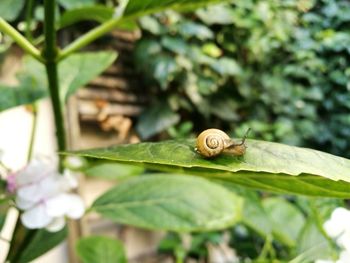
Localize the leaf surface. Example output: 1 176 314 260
92 174 242 231
123 0 230 18
0 0 25 21
59 5 114 28
76 236 126 263
16 227 67 263
68 139 350 197
0 52 116 112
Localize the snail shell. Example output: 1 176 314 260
195 128 247 158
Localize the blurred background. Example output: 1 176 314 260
0 0 349 262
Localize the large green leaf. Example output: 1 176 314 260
84 162 144 180
263 198 305 247
293 219 333 263
58 51 117 101
0 204 7 232
0 0 25 21
0 85 46 112
76 236 126 263
217 182 273 238
58 0 97 10
16 227 67 263
67 139 350 197
123 0 230 18
0 51 116 112
92 174 243 231
59 5 114 28
136 102 180 139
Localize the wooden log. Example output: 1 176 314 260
78 100 143 119
77 88 146 103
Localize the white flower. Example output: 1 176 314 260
8 159 85 232
323 207 350 251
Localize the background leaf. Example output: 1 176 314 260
136 102 180 139
123 0 230 17
0 85 46 112
16 227 67 263
76 236 126 263
84 162 144 180
68 139 350 198
92 174 243 232
294 219 334 263
59 5 114 28
0 0 25 22
58 0 97 10
59 51 117 101
263 197 305 247
0 204 7 232
0 51 117 112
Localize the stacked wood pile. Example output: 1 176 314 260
76 29 145 143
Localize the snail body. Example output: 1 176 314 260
195 128 248 158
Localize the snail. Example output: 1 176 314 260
195 128 250 158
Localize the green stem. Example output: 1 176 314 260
59 18 121 61
25 0 35 42
7 1 65 260
43 0 66 172
257 235 275 261
27 103 38 162
0 18 43 63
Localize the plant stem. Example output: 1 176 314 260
43 0 66 172
59 18 122 61
0 18 43 63
25 0 35 42
27 103 38 162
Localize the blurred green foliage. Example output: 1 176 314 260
134 0 350 158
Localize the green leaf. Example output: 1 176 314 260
85 162 144 180
263 198 305 247
176 21 214 40
0 0 25 21
58 0 97 10
16 227 67 263
196 4 234 25
210 57 241 76
136 102 180 139
59 5 114 28
294 219 333 263
0 51 117 112
123 0 230 18
92 174 243 232
0 204 8 232
59 51 117 101
66 139 350 198
218 182 272 238
0 85 46 112
76 236 126 263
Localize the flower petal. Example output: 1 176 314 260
16 159 57 186
45 193 85 219
21 203 53 229
16 196 36 210
45 194 71 217
65 194 85 219
17 184 45 203
46 217 66 232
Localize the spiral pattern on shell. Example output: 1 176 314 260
195 129 230 158
206 135 221 149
